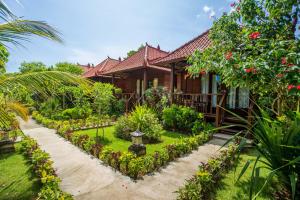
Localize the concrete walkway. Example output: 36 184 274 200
19 118 226 200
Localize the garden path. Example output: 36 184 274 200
19 118 226 200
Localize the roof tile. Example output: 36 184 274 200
83 57 120 78
153 30 211 65
104 44 168 74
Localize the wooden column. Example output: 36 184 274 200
111 74 115 84
143 68 148 93
170 64 175 103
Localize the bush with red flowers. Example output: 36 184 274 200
187 0 300 114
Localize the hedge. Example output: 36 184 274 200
176 144 237 200
20 136 73 200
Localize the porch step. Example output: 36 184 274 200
224 116 247 124
213 133 253 147
222 122 247 130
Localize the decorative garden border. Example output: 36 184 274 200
176 144 238 199
32 111 213 179
19 136 73 199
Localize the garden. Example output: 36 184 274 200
0 0 300 199
31 93 214 179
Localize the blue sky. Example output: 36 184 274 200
5 0 233 72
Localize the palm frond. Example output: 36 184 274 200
0 71 92 98
0 20 63 46
6 101 28 121
0 0 15 21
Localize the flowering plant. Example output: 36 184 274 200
187 0 300 114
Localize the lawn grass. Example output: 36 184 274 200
76 126 188 155
215 150 282 200
0 149 40 200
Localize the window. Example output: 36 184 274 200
201 74 209 94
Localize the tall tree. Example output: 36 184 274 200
54 62 84 75
19 61 48 73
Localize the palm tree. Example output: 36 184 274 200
0 1 90 128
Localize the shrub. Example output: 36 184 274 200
119 152 136 174
61 106 92 120
20 136 72 199
162 105 204 133
144 86 169 118
176 145 237 200
114 106 163 143
128 157 147 179
114 115 133 140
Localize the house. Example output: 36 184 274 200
102 43 170 97
82 57 121 83
154 30 252 131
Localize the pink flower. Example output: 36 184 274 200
288 85 295 90
230 2 236 7
281 57 287 65
297 85 300 90
236 7 241 11
249 32 260 39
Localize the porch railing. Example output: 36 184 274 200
115 93 137 113
173 93 226 127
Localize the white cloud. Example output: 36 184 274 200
202 5 216 19
203 5 211 13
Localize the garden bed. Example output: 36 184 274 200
32 111 213 179
75 127 188 155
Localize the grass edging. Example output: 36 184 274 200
32 111 213 179
19 136 73 199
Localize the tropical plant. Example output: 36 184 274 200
144 86 169 117
114 106 163 143
233 108 300 199
162 105 204 134
0 1 90 128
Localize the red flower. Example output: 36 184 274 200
244 67 256 73
297 85 300 90
281 57 287 65
276 73 283 78
244 68 252 73
288 85 295 90
225 52 233 60
288 63 295 67
236 7 241 11
249 32 260 39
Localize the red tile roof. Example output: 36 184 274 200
103 44 169 74
153 30 211 65
79 64 94 73
83 57 120 78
